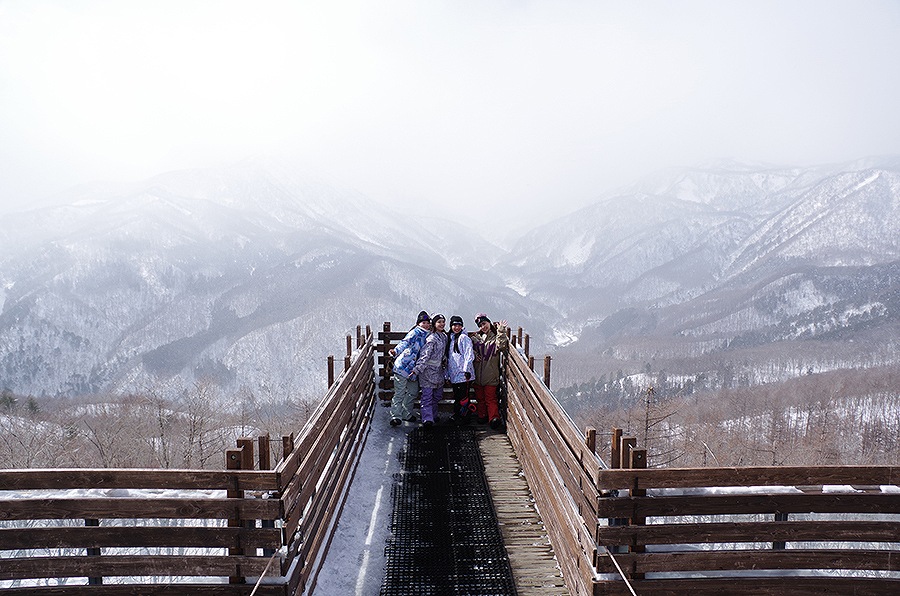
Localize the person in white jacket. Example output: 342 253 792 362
445 315 475 424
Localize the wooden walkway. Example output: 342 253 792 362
477 427 568 595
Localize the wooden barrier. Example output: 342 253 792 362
0 328 377 596
504 335 900 596
4 321 898 596
595 461 900 594
276 331 376 595
505 344 603 596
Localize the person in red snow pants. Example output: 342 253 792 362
470 313 509 430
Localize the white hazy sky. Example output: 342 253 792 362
1 0 899 231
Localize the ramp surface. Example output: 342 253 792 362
381 425 518 596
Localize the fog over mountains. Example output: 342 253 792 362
1 157 898 400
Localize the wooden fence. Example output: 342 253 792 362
4 321 898 595
502 328 900 596
0 326 376 596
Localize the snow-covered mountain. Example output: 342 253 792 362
507 159 900 326
1 157 898 398
0 161 548 399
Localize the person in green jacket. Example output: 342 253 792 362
469 313 508 429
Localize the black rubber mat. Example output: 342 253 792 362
381 426 518 596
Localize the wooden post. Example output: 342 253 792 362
357 325 363 348
366 324 371 338
517 327 523 347
543 355 552 388
85 518 102 585
258 434 271 471
282 433 294 460
344 354 351 372
524 334 530 358
346 334 353 358
630 447 648 578
611 428 623 469
327 355 335 387
528 355 535 371
608 428 627 553
381 322 393 394
259 434 276 557
621 437 636 470
630 448 647 471
585 427 596 455
237 438 255 471
226 447 245 584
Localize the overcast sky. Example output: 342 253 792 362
1 0 899 232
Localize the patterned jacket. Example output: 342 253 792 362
412 330 449 389
470 324 508 386
392 325 430 379
446 328 475 384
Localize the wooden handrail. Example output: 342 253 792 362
503 333 900 596
0 468 278 491
0 326 377 596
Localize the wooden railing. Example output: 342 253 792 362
276 325 376 595
504 331 900 596
594 464 900 595
0 327 376 595
505 338 604 596
4 321 898 596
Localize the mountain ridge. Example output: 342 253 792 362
2 157 898 398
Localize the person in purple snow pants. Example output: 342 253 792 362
411 313 448 427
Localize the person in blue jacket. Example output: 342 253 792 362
389 311 431 426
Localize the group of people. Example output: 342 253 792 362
389 311 509 429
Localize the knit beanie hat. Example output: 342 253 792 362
431 313 446 324
416 310 430 324
449 315 464 326
474 313 491 326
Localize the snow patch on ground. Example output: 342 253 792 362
505 277 528 297
561 233 594 265
551 328 579 347
310 400 412 596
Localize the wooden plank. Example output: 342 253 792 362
276 339 373 479
592 576 900 596
597 492 900 518
594 549 899 574
303 381 375 593
0 469 278 492
280 349 375 576
293 375 372 560
0 526 282 550
0 555 274 580
478 427 567 595
376 330 407 342
0 497 280 521
284 373 375 592
507 391 596 596
596 520 900 546
0 586 286 596
293 384 374 592
281 346 372 530
510 366 600 527
508 348 603 488
596 466 899 491
279 354 369 480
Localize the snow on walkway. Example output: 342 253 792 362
310 400 412 596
